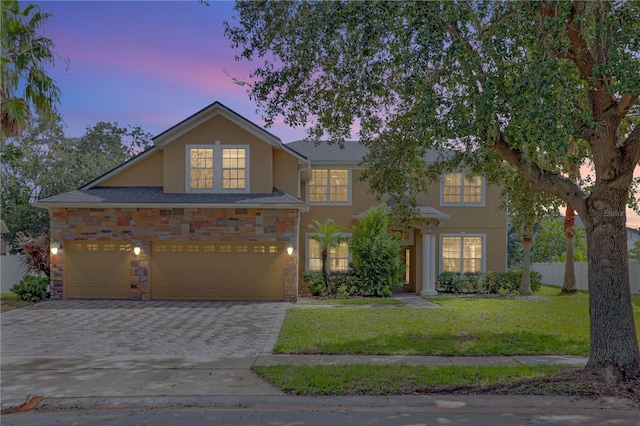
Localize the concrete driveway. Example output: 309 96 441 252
0 300 291 401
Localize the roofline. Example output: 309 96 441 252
80 146 159 190
309 160 364 167
153 101 282 149
280 143 309 164
352 211 450 220
35 201 310 212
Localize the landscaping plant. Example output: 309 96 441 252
11 275 50 302
351 204 404 297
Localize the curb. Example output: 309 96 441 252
3 394 637 413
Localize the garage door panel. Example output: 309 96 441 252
151 241 284 301
65 240 131 299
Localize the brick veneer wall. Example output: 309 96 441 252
49 207 299 301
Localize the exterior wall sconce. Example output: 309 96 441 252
286 245 294 256
50 242 60 255
133 243 142 256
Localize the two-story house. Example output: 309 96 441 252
36 102 507 301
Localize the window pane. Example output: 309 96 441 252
443 173 463 203
222 148 246 190
189 148 214 189
329 241 349 272
309 170 329 202
308 238 322 272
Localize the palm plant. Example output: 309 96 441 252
1 0 60 138
308 219 344 292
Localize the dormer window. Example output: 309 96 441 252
186 143 249 193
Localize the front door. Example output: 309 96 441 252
400 247 415 292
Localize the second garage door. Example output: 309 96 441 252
151 241 284 300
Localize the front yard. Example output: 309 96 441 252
277 286 640 356
255 286 640 402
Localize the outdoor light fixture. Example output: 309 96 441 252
286 245 294 256
50 242 60 255
133 243 142 256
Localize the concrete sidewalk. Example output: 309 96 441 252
1 354 588 403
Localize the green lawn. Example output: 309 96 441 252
253 364 568 396
276 286 640 356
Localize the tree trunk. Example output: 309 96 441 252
584 187 640 383
321 248 329 292
562 206 578 294
520 223 533 296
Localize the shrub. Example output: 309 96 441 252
351 205 404 297
11 275 50 302
437 271 464 293
465 273 485 293
303 272 326 296
483 271 542 295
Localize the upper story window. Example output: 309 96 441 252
308 168 351 205
222 148 246 190
441 172 485 206
186 143 249 193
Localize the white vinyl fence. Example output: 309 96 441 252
0 255 27 293
532 260 640 294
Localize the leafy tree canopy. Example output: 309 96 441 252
0 114 152 246
1 0 61 138
226 0 640 381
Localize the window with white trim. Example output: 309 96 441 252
308 168 350 204
222 148 246 190
189 148 214 190
306 235 351 272
441 235 484 274
441 172 484 205
186 143 249 193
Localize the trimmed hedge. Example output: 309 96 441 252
437 270 543 295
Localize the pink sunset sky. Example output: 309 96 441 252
31 1 639 229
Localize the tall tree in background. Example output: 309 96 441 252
226 1 640 382
497 168 560 295
1 115 152 246
1 0 60 138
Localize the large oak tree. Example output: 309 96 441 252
225 0 640 382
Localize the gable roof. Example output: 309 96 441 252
286 140 451 166
80 102 308 191
154 101 282 149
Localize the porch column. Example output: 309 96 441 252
421 232 438 296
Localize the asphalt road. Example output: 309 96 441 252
3 406 640 426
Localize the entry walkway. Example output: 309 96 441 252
392 292 442 307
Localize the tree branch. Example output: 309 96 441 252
616 94 638 118
623 124 640 172
489 132 588 217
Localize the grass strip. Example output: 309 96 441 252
253 364 568 396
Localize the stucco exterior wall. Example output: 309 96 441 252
162 115 273 194
98 151 164 187
49 207 299 301
296 168 507 292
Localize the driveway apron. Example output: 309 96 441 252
0 300 291 401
